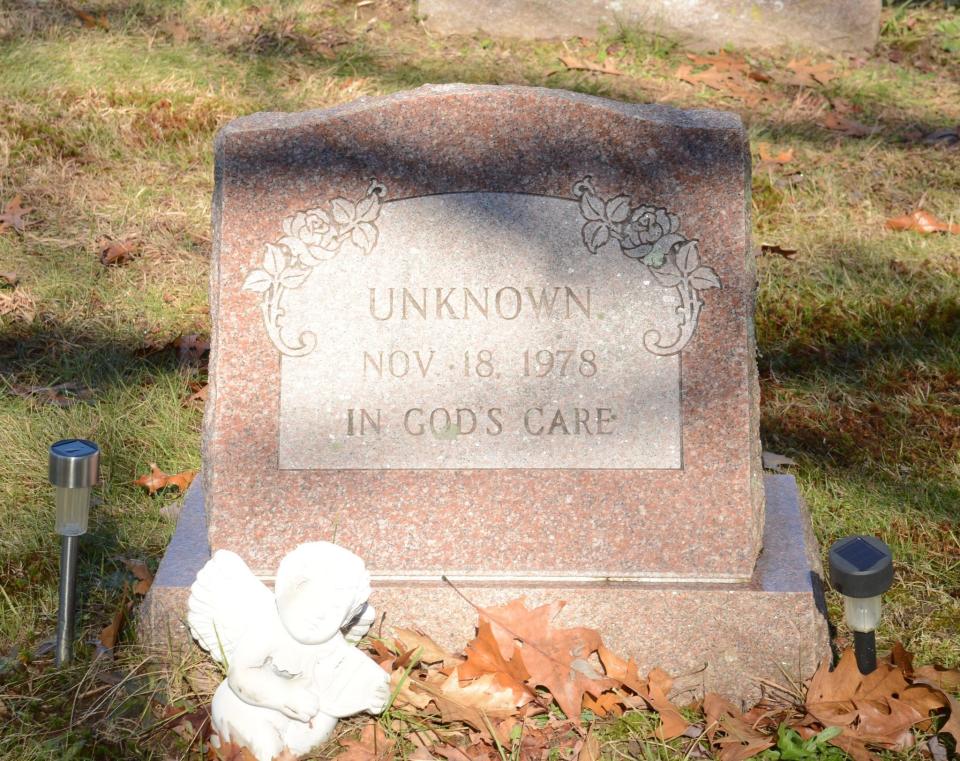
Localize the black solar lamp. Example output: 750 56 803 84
828 535 894 675
49 439 100 666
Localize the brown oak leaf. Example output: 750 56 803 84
0 196 33 233
134 463 196 495
121 558 154 595
477 598 616 723
98 237 138 266
460 619 533 704
885 210 960 234
336 722 396 761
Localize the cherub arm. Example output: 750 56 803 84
313 642 391 718
227 636 321 723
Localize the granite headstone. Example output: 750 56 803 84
144 85 828 701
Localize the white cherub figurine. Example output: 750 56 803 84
187 542 390 761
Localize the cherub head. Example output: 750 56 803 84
274 542 372 644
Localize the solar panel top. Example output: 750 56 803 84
836 536 887 572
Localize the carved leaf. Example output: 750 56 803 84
579 190 605 222
652 254 684 288
351 221 379 254
279 266 311 289
651 267 683 289
605 196 632 224
355 192 382 223
582 220 610 253
263 243 287 276
675 240 701 274
668 213 680 233
331 197 356 226
278 235 310 264
242 269 273 293
689 266 721 291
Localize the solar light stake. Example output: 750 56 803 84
828 535 894 675
49 439 100 666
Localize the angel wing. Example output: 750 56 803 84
187 549 276 664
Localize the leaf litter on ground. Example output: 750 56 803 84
97 236 139 266
134 463 197 495
885 210 960 234
317 597 960 761
0 195 33 233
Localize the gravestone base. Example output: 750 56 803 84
141 473 829 705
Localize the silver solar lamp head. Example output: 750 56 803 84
49 439 100 536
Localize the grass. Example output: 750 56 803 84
0 0 959 758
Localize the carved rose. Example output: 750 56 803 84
243 180 387 356
626 207 678 247
285 210 336 247
279 208 339 266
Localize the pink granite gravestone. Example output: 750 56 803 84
144 85 828 701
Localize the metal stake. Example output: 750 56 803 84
56 534 80 666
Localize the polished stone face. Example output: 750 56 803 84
207 85 763 581
274 192 689 470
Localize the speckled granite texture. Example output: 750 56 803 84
418 0 880 53
206 85 764 582
140 475 829 704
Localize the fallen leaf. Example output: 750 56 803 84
676 63 763 105
822 112 874 137
687 51 750 73
336 722 396 761
757 143 794 164
387 668 432 711
182 382 208 408
0 196 33 233
9 381 94 406
597 644 647 694
912 664 960 692
162 20 190 42
703 693 775 761
804 649 959 754
885 210 960 234
477 598 616 723
134 463 197 495
759 244 799 260
460 619 533 704
122 558 154 595
577 730 600 761
582 690 624 718
0 272 18 286
98 237 138 266
99 604 126 652
913 678 960 745
0 290 35 322
72 7 110 29
558 55 623 76
424 669 523 741
209 739 259 761
762 450 797 471
394 627 458 666
174 334 211 365
645 667 690 740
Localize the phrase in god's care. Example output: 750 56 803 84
346 284 617 439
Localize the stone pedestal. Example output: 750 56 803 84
141 473 829 704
